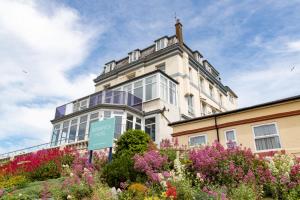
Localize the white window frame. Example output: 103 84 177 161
188 134 207 148
252 122 282 152
224 129 237 147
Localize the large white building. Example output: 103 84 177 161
50 20 238 148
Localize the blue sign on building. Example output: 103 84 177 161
88 118 115 150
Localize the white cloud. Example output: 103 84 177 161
286 40 300 52
0 0 102 153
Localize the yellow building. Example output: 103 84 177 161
169 95 300 156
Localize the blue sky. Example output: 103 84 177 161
0 0 300 153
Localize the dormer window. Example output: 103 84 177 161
104 61 116 73
129 50 140 63
194 51 203 64
155 37 168 51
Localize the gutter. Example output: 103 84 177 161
214 116 220 142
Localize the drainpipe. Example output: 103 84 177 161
214 115 220 142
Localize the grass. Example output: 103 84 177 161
1 177 65 199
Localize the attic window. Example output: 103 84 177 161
155 38 168 51
126 72 136 80
104 61 116 73
129 51 140 63
194 52 203 64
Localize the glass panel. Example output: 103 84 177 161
254 124 277 137
114 116 122 138
51 124 61 146
68 123 77 143
135 124 141 130
134 80 143 99
113 91 123 104
126 114 133 130
80 99 88 110
73 102 80 112
255 136 281 150
160 76 168 101
190 135 206 146
97 92 103 104
78 122 87 141
104 111 111 119
89 95 98 108
105 90 113 103
60 121 69 144
90 112 99 120
55 105 66 119
169 82 176 105
226 130 235 141
135 117 141 130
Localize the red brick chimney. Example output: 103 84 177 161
175 19 183 47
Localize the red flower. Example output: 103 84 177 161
166 182 177 199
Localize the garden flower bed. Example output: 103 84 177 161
0 129 300 199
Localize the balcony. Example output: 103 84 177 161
54 90 143 120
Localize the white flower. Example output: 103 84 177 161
67 194 72 199
70 172 74 177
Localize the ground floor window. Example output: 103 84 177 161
225 129 237 148
189 135 207 147
253 123 281 151
145 117 156 141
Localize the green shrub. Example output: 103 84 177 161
28 160 60 181
70 183 93 200
114 129 150 158
230 184 257 200
102 153 138 187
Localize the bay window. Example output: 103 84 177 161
253 123 281 151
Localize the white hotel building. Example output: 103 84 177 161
50 20 238 148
